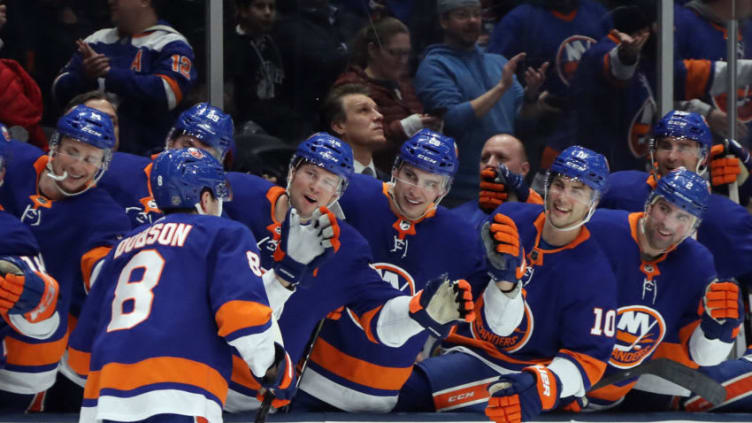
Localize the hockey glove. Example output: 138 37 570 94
409 275 475 338
485 365 561 423
481 214 526 284
700 280 743 342
0 256 58 323
710 140 751 186
273 207 340 286
479 164 530 213
255 342 297 408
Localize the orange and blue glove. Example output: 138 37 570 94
409 275 475 338
710 140 751 186
479 164 530 213
700 280 743 342
481 213 526 284
0 256 58 323
485 365 561 423
255 343 297 408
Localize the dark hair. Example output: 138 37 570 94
319 83 371 132
350 17 409 68
64 91 119 114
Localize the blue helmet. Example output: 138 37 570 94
652 110 712 152
396 129 458 177
648 167 709 219
151 147 231 210
53 105 116 151
169 103 235 164
549 145 609 193
292 132 354 188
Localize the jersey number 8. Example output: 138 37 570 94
107 249 164 332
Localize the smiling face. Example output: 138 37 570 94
544 174 594 230
288 163 341 219
654 136 706 176
49 138 106 193
391 163 447 220
640 197 698 255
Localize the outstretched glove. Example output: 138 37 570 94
700 280 743 342
409 275 475 338
255 343 297 408
481 213 526 284
479 164 530 213
710 140 751 186
273 207 340 286
0 256 58 323
485 365 561 423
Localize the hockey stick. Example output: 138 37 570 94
254 317 326 423
591 358 726 406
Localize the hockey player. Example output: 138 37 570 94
453 133 543 232
67 148 293 422
599 110 752 281
222 132 476 411
0 106 130 410
0 128 61 371
397 146 618 423
291 129 504 412
581 168 741 410
99 102 235 228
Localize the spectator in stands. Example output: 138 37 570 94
273 0 363 139
227 0 298 142
334 17 441 173
52 0 197 156
486 0 610 192
321 83 388 179
414 0 547 206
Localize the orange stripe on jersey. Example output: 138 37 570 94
651 341 699 369
433 381 491 411
230 354 263 390
444 333 549 366
83 356 229 404
309 337 413 391
68 346 91 377
560 349 607 388
156 74 184 105
353 306 383 344
214 300 272 338
683 59 713 100
5 332 68 367
81 246 112 291
588 380 637 402
686 372 752 411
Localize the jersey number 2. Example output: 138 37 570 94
107 250 164 332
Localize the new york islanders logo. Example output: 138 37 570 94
610 305 666 369
628 97 657 158
555 35 597 86
371 262 416 295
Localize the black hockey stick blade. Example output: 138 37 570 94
254 392 273 423
592 358 726 406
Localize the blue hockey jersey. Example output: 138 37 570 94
70 214 275 423
296 174 488 412
52 22 197 155
98 152 162 228
223 172 405 408
599 170 752 280
443 203 617 405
